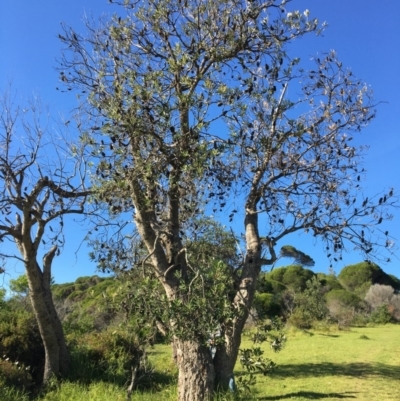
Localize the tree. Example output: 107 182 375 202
338 262 398 296
9 274 30 297
58 1 396 399
0 91 91 384
288 276 328 329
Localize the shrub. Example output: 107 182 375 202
67 329 147 385
0 299 44 386
364 284 400 322
0 357 32 390
365 284 394 309
325 289 364 328
287 308 313 329
253 293 282 319
370 305 393 324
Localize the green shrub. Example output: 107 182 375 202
253 293 281 319
67 330 146 385
325 289 362 308
287 308 313 329
0 300 44 386
370 305 393 324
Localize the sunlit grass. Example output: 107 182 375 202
39 382 179 401
7 324 400 400
243 324 400 400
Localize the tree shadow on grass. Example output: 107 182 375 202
317 333 340 338
258 390 358 400
269 362 400 380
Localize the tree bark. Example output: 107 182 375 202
213 323 243 390
175 338 215 401
25 260 69 384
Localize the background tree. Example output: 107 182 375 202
338 262 400 297
9 274 30 298
58 0 397 399
0 91 91 384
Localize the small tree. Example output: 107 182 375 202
9 274 30 298
0 91 91 384
288 276 328 329
59 1 397 399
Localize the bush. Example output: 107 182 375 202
325 289 364 328
67 329 146 385
370 305 393 324
0 298 44 386
253 293 282 319
325 289 362 308
365 284 394 309
287 277 329 329
364 284 400 322
0 358 32 390
287 308 313 329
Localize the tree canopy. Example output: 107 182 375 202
54 0 398 399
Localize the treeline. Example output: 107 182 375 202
254 262 400 329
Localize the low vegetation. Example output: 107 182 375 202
1 262 400 400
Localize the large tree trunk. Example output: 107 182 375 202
175 338 215 401
213 322 244 390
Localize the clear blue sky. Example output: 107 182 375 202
0 0 399 286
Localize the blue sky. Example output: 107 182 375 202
0 0 399 285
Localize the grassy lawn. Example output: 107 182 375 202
34 324 400 401
244 324 400 401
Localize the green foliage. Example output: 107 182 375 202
169 260 236 342
261 265 315 295
9 274 29 297
67 329 146 385
237 319 285 395
0 381 30 401
0 298 43 387
280 246 315 267
316 273 343 291
338 262 395 296
253 292 282 319
325 289 362 309
52 276 119 336
257 272 286 294
370 305 393 324
287 277 329 329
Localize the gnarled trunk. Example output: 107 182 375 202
175 338 215 401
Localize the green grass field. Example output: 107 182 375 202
13 324 399 401
244 324 400 401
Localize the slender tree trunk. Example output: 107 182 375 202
43 288 70 376
27 273 60 383
175 338 215 401
25 260 69 384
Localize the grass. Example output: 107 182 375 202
9 324 400 400
243 324 400 400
